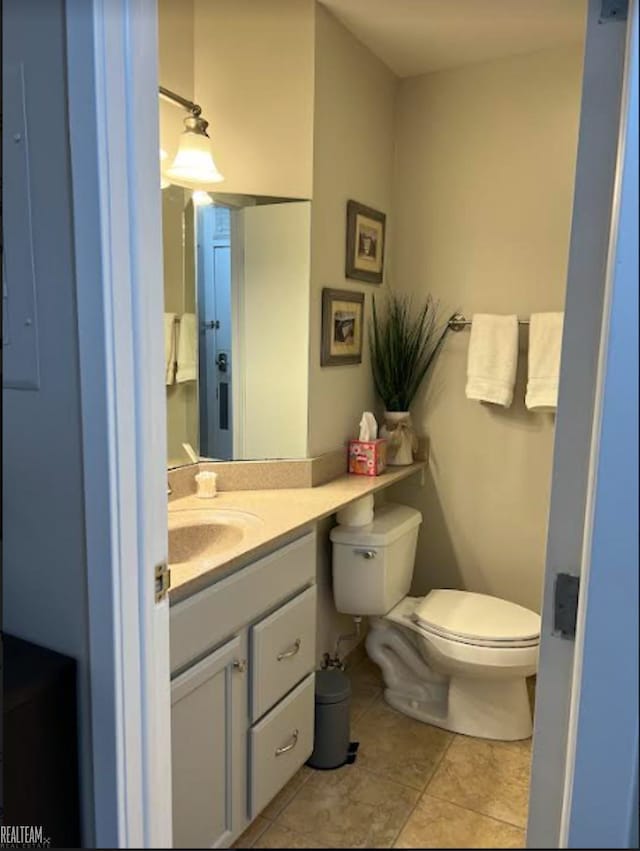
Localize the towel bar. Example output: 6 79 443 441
448 313 530 332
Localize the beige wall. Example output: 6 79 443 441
241 203 311 459
307 5 397 457
388 46 584 612
158 0 194 162
193 0 315 198
308 5 398 654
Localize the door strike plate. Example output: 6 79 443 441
599 0 628 22
554 573 580 639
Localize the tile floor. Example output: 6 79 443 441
234 655 535 849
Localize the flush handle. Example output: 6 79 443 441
355 549 376 559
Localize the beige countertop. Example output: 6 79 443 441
168 462 425 602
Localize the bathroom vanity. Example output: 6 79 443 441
170 530 317 848
167 463 424 848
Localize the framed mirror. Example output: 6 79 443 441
162 188 311 467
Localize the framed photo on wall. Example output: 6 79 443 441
321 288 365 366
345 200 386 284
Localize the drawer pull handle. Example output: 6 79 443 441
233 659 247 673
277 639 301 661
275 729 299 756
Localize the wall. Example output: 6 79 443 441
308 5 397 655
2 0 93 841
158 0 195 163
388 45 584 612
193 0 315 198
241 202 311 459
307 5 397 457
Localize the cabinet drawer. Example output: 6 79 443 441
251 585 316 721
250 673 315 819
171 530 316 674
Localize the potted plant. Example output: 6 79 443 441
369 292 450 465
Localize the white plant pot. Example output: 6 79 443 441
380 411 415 466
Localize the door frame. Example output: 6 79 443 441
559 1 638 845
62 0 636 847
65 0 172 846
527 0 636 847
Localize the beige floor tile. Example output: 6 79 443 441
394 795 525 849
351 696 453 790
254 823 319 849
277 762 420 848
345 642 368 670
350 680 381 723
427 735 532 828
260 766 313 820
347 653 383 722
348 655 384 689
232 815 270 848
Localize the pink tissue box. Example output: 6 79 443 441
348 439 387 476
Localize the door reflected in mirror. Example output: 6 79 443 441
162 189 311 467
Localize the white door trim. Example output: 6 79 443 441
231 210 246 458
560 0 638 845
65 0 171 846
526 1 630 844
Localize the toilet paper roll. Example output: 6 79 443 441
336 494 374 527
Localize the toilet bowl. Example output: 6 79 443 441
330 503 541 741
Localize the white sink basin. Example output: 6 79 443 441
168 508 262 564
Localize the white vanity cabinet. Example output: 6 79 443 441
171 635 246 849
170 530 317 849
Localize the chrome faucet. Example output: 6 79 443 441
167 480 172 496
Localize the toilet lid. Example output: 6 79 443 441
412 590 540 644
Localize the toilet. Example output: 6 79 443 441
330 502 541 741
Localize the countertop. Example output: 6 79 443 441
168 462 425 602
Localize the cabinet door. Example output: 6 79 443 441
171 636 245 849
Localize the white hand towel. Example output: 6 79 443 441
526 312 564 410
164 313 177 385
465 314 518 407
176 313 198 383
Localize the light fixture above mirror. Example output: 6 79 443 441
159 85 224 189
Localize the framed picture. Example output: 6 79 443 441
345 200 386 284
321 288 365 366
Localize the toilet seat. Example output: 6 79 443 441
411 589 540 648
384 596 540 676
415 622 539 649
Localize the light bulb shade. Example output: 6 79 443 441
165 124 224 189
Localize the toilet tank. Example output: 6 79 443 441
330 503 422 616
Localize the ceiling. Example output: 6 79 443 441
318 0 587 78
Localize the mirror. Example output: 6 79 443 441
162 188 311 467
